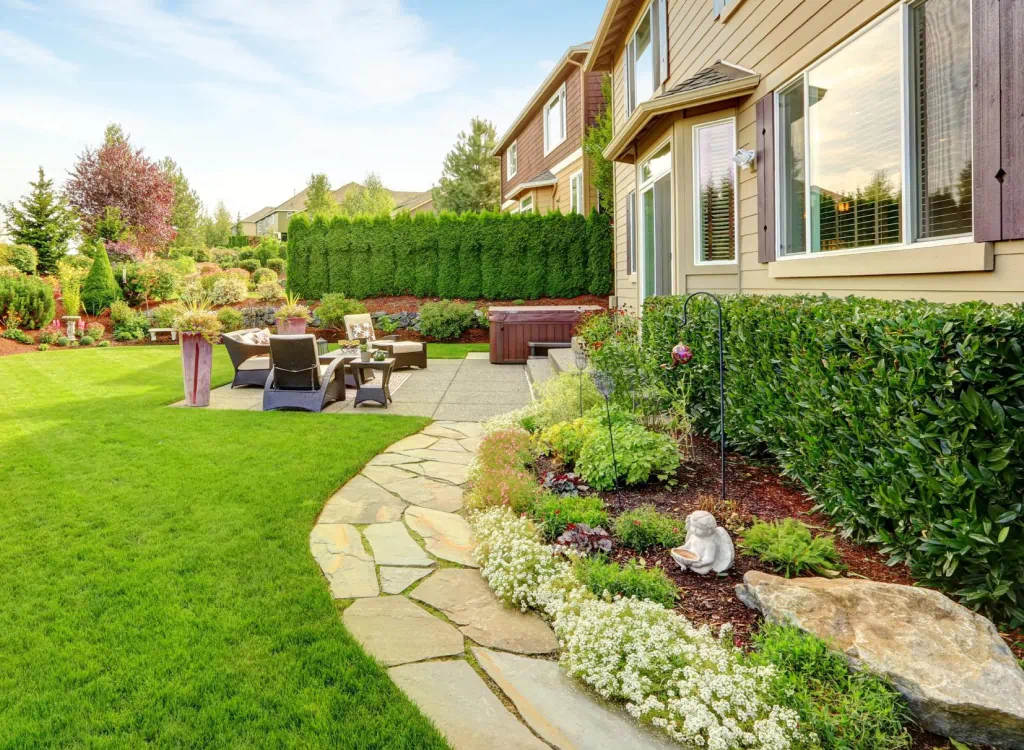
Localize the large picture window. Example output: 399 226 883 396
625 3 660 117
775 0 971 258
693 119 738 264
544 85 566 155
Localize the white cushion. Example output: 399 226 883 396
239 355 270 371
389 341 423 354
253 328 271 345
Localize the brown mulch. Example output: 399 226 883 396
359 294 608 315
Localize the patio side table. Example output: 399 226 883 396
349 358 395 408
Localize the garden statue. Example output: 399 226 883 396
671 511 734 575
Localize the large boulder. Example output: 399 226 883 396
736 571 1024 748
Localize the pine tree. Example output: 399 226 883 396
204 201 233 247
161 157 204 250
433 117 500 214
303 173 339 218
81 244 120 314
2 167 79 275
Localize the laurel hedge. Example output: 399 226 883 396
285 210 613 300
641 293 1024 627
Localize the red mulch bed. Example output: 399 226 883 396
360 294 608 315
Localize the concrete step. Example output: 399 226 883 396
548 346 577 375
526 356 554 389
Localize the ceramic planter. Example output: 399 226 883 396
277 317 307 335
180 333 214 407
360 351 371 362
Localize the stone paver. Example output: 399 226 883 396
389 476 464 512
389 661 549 750
364 522 434 567
418 460 470 485
473 648 677 750
309 523 378 599
435 421 484 438
380 566 432 594
362 464 420 487
421 424 470 439
428 437 468 453
412 569 556 654
343 596 464 666
405 506 477 567
397 448 476 466
385 433 438 452
319 475 406 524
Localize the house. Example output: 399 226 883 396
391 190 437 217
493 43 606 216
234 182 427 240
585 0 1023 310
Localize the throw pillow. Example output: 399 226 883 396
351 322 374 341
254 328 271 345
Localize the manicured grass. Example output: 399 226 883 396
425 343 488 359
0 347 448 749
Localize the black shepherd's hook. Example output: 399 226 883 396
679 292 727 502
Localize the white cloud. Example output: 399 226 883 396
0 30 77 74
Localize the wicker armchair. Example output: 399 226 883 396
263 335 345 413
344 313 427 370
222 328 271 388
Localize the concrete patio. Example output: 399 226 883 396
173 353 532 421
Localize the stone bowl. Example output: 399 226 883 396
670 547 697 570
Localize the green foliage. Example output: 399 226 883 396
302 173 339 218
528 371 602 432
117 261 182 306
226 234 250 249
56 335 69 347
266 257 286 275
37 343 49 351
237 259 260 274
79 335 95 346
315 293 367 330
418 300 474 341
750 624 911 750
203 200 233 248
93 206 129 244
0 243 38 274
338 173 395 218
37 330 58 345
0 275 56 329
467 429 544 514
1 326 33 344
216 306 244 332
575 556 679 608
614 506 686 552
537 418 596 465
150 303 183 329
583 74 615 216
577 417 681 491
287 211 612 300
109 299 149 341
85 322 104 339
433 117 500 214
740 519 844 578
2 167 78 273
643 294 1024 626
210 275 248 305
255 235 284 265
251 268 277 287
161 157 205 250
532 494 609 541
81 246 121 314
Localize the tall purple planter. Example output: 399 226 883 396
180 333 214 407
277 318 307 335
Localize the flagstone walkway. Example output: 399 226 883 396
311 421 677 750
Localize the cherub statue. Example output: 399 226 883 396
671 510 734 575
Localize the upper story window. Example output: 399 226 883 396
544 84 567 155
625 2 662 117
569 170 584 213
508 141 518 180
694 119 738 264
776 0 972 258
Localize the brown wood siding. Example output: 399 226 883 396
585 72 606 128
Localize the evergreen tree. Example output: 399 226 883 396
583 75 614 216
160 157 204 250
433 117 499 214
81 244 120 314
204 201 233 247
2 167 79 274
303 173 339 218
339 172 394 217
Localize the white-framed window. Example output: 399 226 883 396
507 141 518 180
569 170 584 213
775 0 972 259
693 118 738 264
638 140 672 298
519 195 534 214
626 190 637 275
625 2 661 117
543 84 567 155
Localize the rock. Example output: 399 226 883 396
342 596 464 666
736 572 1024 748
418 461 470 485
427 437 468 453
309 523 378 598
389 660 548 750
379 566 432 594
361 465 420 487
385 434 437 452
389 476 464 512
404 506 477 567
397 448 475 466
421 424 470 440
319 475 406 524
363 522 434 567
473 648 677 750
412 569 556 654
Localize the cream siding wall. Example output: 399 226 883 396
608 0 1024 311
554 156 586 214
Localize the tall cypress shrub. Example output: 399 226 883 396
435 212 461 298
285 214 310 295
585 210 613 295
81 245 120 314
412 212 438 297
543 212 571 298
326 216 351 295
368 216 395 297
458 212 483 299
391 212 415 295
348 217 372 299
565 212 589 296
523 212 547 299
304 215 329 299
479 211 503 299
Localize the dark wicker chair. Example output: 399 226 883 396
263 335 345 413
222 329 271 388
344 314 428 370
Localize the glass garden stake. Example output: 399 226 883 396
574 348 588 417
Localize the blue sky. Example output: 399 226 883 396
0 0 603 220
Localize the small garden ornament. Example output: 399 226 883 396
671 510 734 575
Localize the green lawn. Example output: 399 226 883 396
0 347 448 749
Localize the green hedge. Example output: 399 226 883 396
286 210 613 300
0 275 55 329
641 294 1024 626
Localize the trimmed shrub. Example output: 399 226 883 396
740 519 844 578
285 209 613 300
574 556 679 608
85 322 105 339
118 261 182 305
418 300 475 341
255 235 284 265
0 265 21 278
0 275 56 329
532 494 609 541
150 303 183 329
642 294 1024 626
81 246 120 314
614 506 686 552
227 235 250 249
0 243 37 274
79 335 95 346
109 300 148 341
210 276 248 305
237 259 260 274
315 293 367 330
266 258 286 275
237 248 257 262
216 306 244 331
251 267 277 287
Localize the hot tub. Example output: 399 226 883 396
487 306 602 364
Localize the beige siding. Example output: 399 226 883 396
553 156 585 214
606 0 1024 309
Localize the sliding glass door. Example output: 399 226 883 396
639 142 672 299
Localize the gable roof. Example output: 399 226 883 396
393 190 434 212
238 206 274 224
584 0 644 73
244 182 427 223
504 170 558 201
493 43 592 156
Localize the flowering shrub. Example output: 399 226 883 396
475 427 534 470
210 276 248 305
573 556 678 608
466 464 546 514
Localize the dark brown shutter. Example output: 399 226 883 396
756 93 776 263
972 0 1024 241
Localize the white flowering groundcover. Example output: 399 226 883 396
470 507 808 750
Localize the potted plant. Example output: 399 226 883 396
359 343 371 362
174 296 223 408
274 290 312 335
338 339 360 357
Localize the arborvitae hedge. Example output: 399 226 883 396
286 210 613 300
642 293 1024 627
